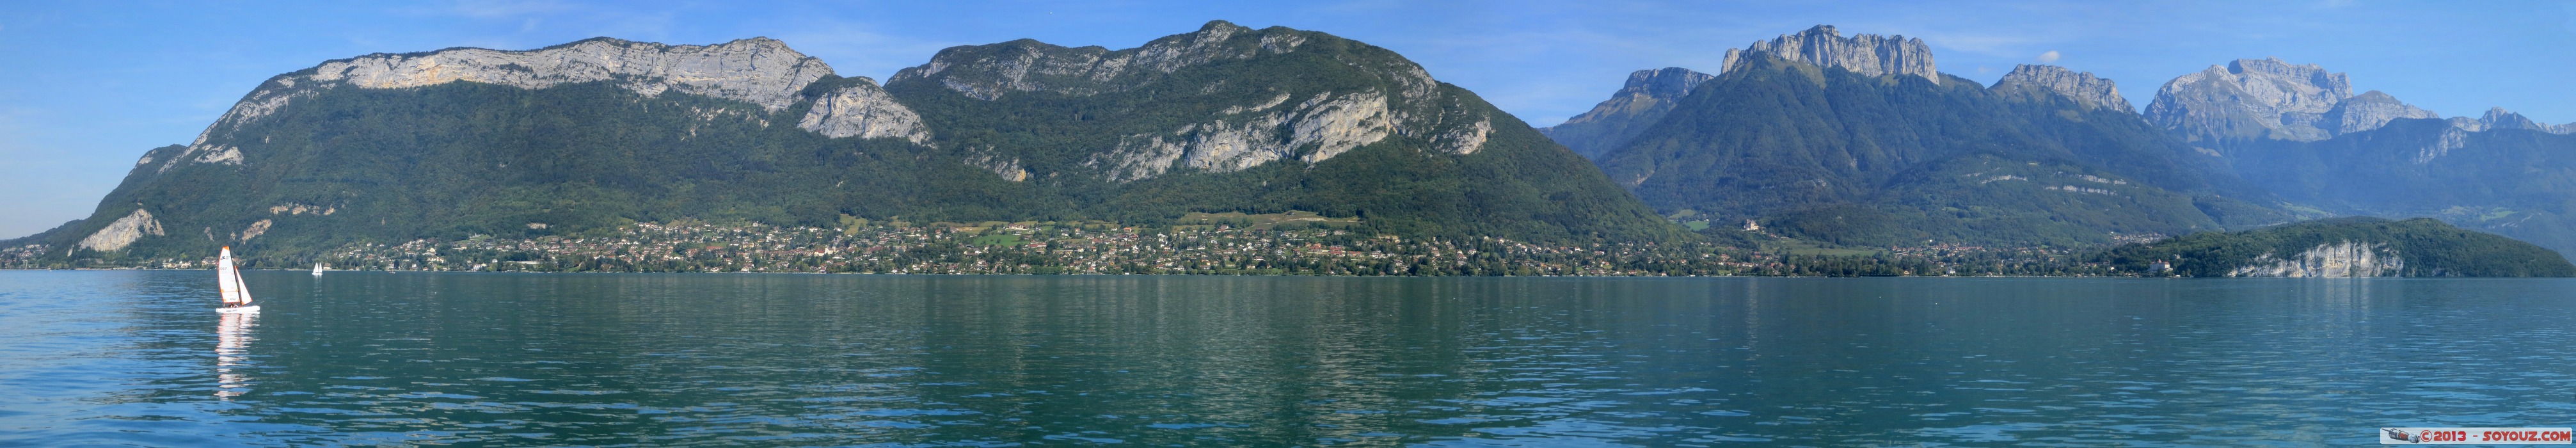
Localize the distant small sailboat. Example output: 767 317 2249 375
312 262 326 276
216 246 260 314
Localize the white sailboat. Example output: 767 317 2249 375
312 262 326 276
216 246 260 314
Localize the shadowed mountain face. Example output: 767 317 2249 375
15 20 1684 263
1562 42 2284 246
1539 68 1713 160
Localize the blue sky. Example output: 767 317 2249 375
3 0 2571 238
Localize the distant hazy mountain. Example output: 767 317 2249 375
1557 26 2283 247
2104 217 2573 277
15 21 1683 263
2145 57 2571 150
1538 68 1713 159
2142 58 2576 258
1989 65 2132 112
2229 119 2576 257
1587 52 2298 247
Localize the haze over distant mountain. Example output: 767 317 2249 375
2146 57 2573 152
1551 26 2285 247
11 20 1683 263
1990 65 2131 112
2142 57 2576 258
1537 68 1712 159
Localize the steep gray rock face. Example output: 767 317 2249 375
1539 67 1715 159
2144 58 2352 145
163 36 839 174
2225 241 2404 277
1099 90 1397 181
77 209 163 252
1720 25 1937 83
1991 64 2132 111
797 77 932 145
2321 90 2439 134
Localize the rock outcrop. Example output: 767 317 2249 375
797 77 932 145
1991 64 2131 111
303 37 831 111
2320 90 2438 134
1540 67 1715 159
77 209 164 252
1098 90 1395 180
895 20 1491 181
2225 241 2403 277
162 36 839 175
2145 58 2352 145
1721 25 1937 83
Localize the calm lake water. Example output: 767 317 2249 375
2 271 2570 446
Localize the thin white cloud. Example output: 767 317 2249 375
2037 51 2062 63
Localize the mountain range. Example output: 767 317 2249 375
10 21 2570 271
1543 25 2573 259
20 21 1680 263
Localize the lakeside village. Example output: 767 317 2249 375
1 213 2133 276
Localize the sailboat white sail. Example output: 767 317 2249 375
217 246 260 314
312 262 325 276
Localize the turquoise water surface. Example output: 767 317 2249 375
2 271 2570 445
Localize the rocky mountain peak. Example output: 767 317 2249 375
2321 90 2438 134
1539 67 1715 159
2145 57 2356 144
2447 108 2576 134
1620 67 1718 100
2481 108 2543 131
1719 25 1937 83
1992 64 2132 111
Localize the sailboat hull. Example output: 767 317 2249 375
218 305 261 314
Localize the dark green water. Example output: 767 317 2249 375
3 271 2571 446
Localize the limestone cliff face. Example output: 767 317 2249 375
1991 65 2131 111
2321 90 2438 135
895 20 1491 181
2225 241 2405 277
77 209 164 252
1099 90 1397 181
2145 58 2353 145
1540 68 1715 159
303 37 831 111
797 77 932 145
161 37 840 175
1721 25 1937 83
